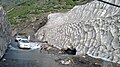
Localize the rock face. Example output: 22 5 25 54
0 6 11 58
35 0 120 64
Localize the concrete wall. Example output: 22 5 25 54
35 0 120 64
0 6 11 58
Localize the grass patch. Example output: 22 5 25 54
1 0 93 26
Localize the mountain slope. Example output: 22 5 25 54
0 0 93 27
35 0 120 64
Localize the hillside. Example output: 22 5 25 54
0 0 92 27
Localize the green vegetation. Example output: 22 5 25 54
0 0 93 27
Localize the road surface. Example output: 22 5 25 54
0 39 119 67
0 39 65 67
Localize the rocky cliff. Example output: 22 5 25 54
0 6 11 59
35 0 120 64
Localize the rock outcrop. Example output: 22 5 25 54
0 6 11 59
35 0 120 64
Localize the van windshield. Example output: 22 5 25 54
21 40 29 43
